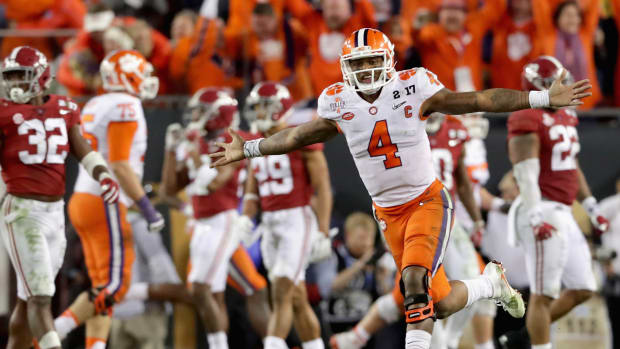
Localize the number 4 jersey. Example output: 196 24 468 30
317 68 444 207
0 95 80 197
507 108 579 205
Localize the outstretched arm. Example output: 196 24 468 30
421 71 592 116
210 118 339 167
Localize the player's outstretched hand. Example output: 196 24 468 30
548 69 592 107
209 128 246 167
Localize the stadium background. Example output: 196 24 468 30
0 0 620 348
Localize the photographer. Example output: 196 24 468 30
315 212 383 334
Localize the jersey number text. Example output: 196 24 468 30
253 155 294 196
549 125 579 171
368 120 402 169
18 118 68 164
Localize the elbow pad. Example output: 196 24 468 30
513 158 543 224
194 164 219 193
81 151 108 178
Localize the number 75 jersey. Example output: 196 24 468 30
507 108 579 205
0 95 80 197
317 68 445 207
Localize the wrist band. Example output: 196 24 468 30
528 90 550 108
243 193 259 202
243 138 264 158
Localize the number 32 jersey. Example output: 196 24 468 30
507 108 579 205
318 68 444 207
0 95 80 197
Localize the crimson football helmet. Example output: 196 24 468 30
244 82 293 133
0 46 52 104
184 87 239 139
521 55 573 91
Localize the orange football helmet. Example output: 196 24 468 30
100 50 159 100
340 28 396 94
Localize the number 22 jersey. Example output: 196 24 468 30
317 68 445 208
507 108 579 206
0 95 80 197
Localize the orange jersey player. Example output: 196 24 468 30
53 50 163 349
209 28 592 348
0 46 118 349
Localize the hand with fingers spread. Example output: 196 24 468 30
548 69 592 107
208 128 248 167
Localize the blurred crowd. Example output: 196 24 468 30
1 0 620 107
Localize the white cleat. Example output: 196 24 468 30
483 260 525 318
329 331 365 349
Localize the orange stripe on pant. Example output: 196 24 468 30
374 179 453 303
227 245 267 296
69 193 134 303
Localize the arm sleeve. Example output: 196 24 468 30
107 121 139 162
317 85 343 121
413 68 446 115
507 111 541 138
468 0 507 33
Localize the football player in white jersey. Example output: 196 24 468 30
210 28 591 348
53 50 163 349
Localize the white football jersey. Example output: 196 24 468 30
318 68 444 207
74 93 148 206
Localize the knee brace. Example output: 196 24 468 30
402 273 436 323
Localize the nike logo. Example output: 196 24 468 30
59 109 69 115
392 101 406 110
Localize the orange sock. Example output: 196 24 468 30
86 336 106 349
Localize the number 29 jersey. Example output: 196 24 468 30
0 95 80 197
317 68 445 207
507 108 579 206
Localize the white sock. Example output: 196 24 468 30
207 331 228 349
405 330 432 349
531 344 552 349
302 338 324 349
264 336 288 349
54 312 78 340
462 276 494 307
353 325 370 344
90 342 106 349
475 339 495 349
123 282 149 301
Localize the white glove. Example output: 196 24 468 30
308 228 338 263
234 215 256 247
165 123 184 151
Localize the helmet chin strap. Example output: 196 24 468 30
9 87 31 104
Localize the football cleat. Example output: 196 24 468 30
483 260 525 318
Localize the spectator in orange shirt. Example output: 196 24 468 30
415 0 507 92
224 0 313 38
225 3 312 101
168 16 242 94
295 0 377 96
0 0 86 59
126 19 172 94
490 0 547 90
532 0 601 108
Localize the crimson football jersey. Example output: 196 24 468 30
0 95 80 197
247 132 323 212
507 108 579 205
184 132 246 219
428 116 470 199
